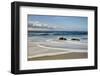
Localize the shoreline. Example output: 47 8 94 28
28 51 70 59
37 44 87 52
28 52 88 61
28 39 88 61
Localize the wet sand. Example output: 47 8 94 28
28 52 88 61
28 41 88 61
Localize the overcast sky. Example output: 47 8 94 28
28 15 88 31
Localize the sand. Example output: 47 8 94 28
28 41 88 61
28 52 88 61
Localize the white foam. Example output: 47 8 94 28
28 51 70 58
38 44 87 52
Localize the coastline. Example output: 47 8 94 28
28 41 88 61
27 16 88 61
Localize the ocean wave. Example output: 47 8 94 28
37 43 87 52
28 31 88 36
37 39 88 50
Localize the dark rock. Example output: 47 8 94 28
71 38 80 41
59 37 67 40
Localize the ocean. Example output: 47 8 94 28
28 31 87 36
28 31 87 42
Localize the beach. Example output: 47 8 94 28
27 15 88 61
28 35 88 61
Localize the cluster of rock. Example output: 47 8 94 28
58 37 80 41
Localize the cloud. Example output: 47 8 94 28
28 21 56 30
28 21 87 31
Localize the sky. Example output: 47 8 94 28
28 15 88 31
